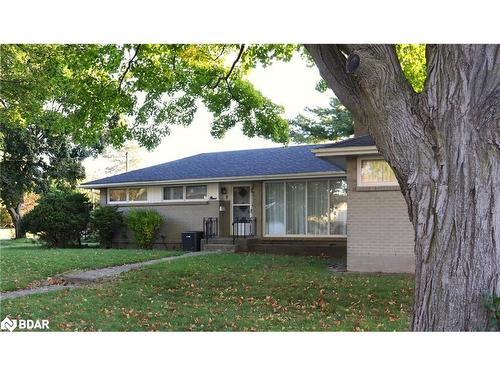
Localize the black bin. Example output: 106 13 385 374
181 231 204 252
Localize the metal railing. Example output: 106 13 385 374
203 217 219 244
232 217 257 243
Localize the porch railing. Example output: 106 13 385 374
232 217 257 244
203 217 219 244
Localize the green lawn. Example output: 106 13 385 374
0 239 181 292
1 252 414 331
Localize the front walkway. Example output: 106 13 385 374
0 250 225 300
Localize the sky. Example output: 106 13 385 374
83 55 331 181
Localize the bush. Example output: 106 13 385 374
89 206 123 248
21 190 91 247
125 209 164 249
485 294 500 331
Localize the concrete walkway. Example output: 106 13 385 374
0 250 224 301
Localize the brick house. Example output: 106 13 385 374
81 135 415 273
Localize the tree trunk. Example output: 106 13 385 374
7 203 24 239
305 44 500 331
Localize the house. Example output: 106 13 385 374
81 135 415 273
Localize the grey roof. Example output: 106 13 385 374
318 134 375 149
82 144 344 186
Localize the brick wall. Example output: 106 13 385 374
346 157 415 273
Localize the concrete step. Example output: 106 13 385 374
201 243 237 252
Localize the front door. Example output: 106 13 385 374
232 185 251 235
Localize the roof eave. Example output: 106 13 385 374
312 145 379 157
79 170 346 189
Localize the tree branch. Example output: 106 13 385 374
118 44 142 90
212 44 245 89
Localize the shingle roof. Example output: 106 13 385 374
81 144 344 186
318 134 375 149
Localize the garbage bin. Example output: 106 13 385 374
181 231 204 252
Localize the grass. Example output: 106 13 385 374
0 238 181 292
1 252 414 331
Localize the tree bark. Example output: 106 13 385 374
7 203 24 239
305 44 500 331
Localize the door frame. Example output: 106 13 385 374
230 184 252 235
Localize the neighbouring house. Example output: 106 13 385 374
81 134 415 273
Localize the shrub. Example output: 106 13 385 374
485 294 500 331
21 190 91 247
89 206 123 248
125 209 164 249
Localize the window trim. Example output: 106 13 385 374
108 188 128 203
108 187 148 204
161 184 209 202
128 187 148 202
162 185 185 202
262 178 347 239
185 184 208 200
357 156 399 187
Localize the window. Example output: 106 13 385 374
109 188 126 202
163 186 184 200
265 182 285 235
128 187 148 201
264 178 347 236
307 180 329 235
358 158 398 186
185 185 207 200
108 187 147 203
329 178 347 235
286 182 306 235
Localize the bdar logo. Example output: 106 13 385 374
1 317 17 332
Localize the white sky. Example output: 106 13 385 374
83 55 331 181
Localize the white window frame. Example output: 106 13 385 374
161 184 209 202
108 188 127 203
162 186 185 202
185 184 208 200
357 156 399 187
108 187 148 204
262 178 347 239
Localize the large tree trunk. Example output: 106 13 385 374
7 203 23 239
305 44 499 331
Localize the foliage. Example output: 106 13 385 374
21 190 92 247
0 205 13 227
1 253 413 331
125 209 164 249
89 206 124 248
0 125 89 215
1 44 300 150
0 238 180 292
289 97 353 143
484 294 500 331
395 44 427 93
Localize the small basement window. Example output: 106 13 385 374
358 158 398 187
129 187 148 201
186 185 207 200
163 186 184 201
109 188 127 202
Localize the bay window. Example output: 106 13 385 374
264 178 347 236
